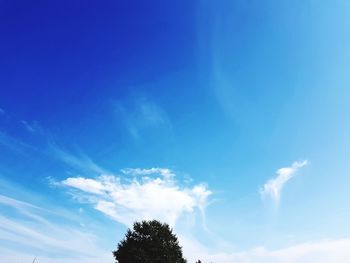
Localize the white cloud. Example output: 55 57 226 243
63 177 105 195
260 160 308 205
61 170 211 227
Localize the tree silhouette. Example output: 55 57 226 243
113 220 187 263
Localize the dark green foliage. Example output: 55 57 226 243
113 220 187 263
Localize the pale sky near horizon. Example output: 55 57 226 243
1 1 350 262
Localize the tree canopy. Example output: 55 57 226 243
113 220 187 263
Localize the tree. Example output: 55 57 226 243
113 220 187 263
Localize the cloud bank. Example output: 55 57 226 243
181 235 350 263
61 168 211 227
260 160 308 205
2 190 349 263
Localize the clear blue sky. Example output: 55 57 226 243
1 1 350 262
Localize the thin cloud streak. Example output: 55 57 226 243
121 167 175 179
50 146 110 175
260 160 308 205
21 120 40 133
0 194 110 262
0 131 37 154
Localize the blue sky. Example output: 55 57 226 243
1 0 350 262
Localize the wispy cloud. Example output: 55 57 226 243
0 131 37 154
260 160 308 205
61 169 211 227
0 107 5 115
121 167 175 179
114 97 171 139
21 120 40 133
50 146 109 175
0 194 111 263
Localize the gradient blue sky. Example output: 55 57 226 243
1 1 350 262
